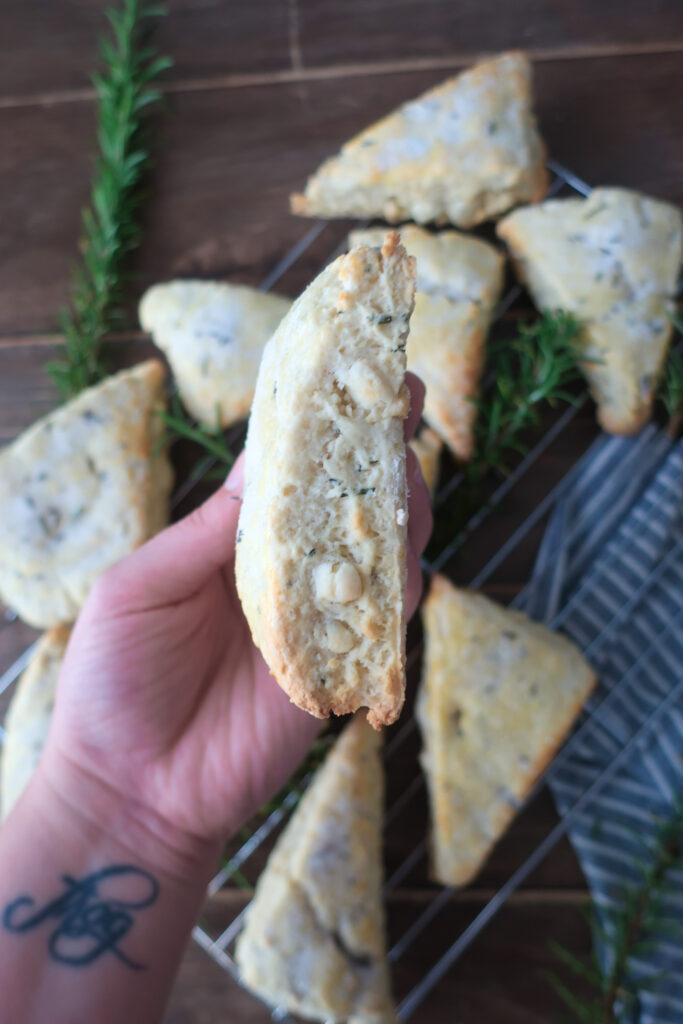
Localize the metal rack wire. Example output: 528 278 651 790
1 159 681 1020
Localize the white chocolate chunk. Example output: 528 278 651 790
314 562 363 604
325 620 357 654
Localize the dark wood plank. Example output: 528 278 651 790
165 891 593 1022
0 0 291 102
2 0 683 102
1 52 682 336
297 0 683 70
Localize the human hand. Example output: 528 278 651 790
39 373 432 877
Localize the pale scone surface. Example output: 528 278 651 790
417 575 596 886
236 716 394 1022
408 427 442 499
0 360 173 628
292 52 548 228
498 187 683 434
140 280 292 427
351 224 504 460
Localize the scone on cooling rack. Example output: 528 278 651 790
497 187 683 434
291 51 548 228
418 575 596 887
236 715 394 1023
139 280 292 428
0 361 173 629
351 225 505 461
409 427 442 500
1 626 70 819
235 233 415 729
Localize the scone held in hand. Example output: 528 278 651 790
235 234 415 728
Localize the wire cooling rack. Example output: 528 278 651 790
1 159 681 1020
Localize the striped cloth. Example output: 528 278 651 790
524 428 683 1024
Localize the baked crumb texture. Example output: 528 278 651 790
235 234 415 729
139 280 292 428
0 361 173 629
0 625 70 820
351 224 504 460
498 187 683 434
418 575 596 887
236 716 394 1023
291 51 548 228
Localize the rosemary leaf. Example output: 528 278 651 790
158 395 235 469
46 0 171 399
658 349 683 424
549 807 683 1022
469 309 585 480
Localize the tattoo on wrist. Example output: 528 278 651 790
2 864 159 969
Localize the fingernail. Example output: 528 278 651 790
224 454 245 494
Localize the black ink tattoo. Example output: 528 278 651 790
3 864 158 969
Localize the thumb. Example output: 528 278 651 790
96 454 245 610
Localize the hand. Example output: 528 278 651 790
40 373 433 877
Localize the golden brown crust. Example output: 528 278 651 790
139 280 292 428
1 625 71 818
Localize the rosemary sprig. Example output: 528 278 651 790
46 0 171 399
158 394 235 468
549 808 683 1023
469 309 585 479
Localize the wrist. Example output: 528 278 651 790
31 749 221 893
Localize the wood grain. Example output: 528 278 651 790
1 52 682 337
0 0 291 101
2 0 683 103
296 0 683 70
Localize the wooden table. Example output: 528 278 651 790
2 3 682 1020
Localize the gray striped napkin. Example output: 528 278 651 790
523 427 683 1024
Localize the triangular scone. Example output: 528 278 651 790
497 188 683 434
1 626 70 819
0 361 173 628
351 225 505 460
409 427 442 500
417 575 596 887
292 52 547 228
139 280 292 428
236 234 415 729
236 716 394 1023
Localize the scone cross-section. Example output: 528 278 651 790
235 233 416 729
